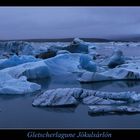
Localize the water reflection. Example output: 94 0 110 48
35 106 77 113
81 80 140 90
0 91 40 101
29 77 51 91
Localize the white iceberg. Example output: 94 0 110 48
78 67 140 83
82 96 126 105
0 60 50 94
0 74 41 94
1 60 50 80
44 53 81 75
32 88 140 107
32 88 79 106
0 53 83 94
88 105 140 115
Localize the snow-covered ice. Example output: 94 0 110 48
32 88 140 107
88 105 140 115
32 88 79 106
0 73 41 94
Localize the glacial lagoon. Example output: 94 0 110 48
0 39 140 128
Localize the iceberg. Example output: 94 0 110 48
1 60 50 80
82 96 126 105
79 54 97 72
0 60 50 94
108 49 125 68
0 74 41 94
44 53 81 75
32 88 79 107
0 55 39 70
78 67 140 83
32 88 140 107
65 38 89 53
88 105 140 115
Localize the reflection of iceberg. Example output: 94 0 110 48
37 107 76 113
81 80 140 90
107 80 140 88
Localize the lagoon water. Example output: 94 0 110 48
0 43 140 128
1 74 140 128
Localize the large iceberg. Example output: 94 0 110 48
44 53 81 75
1 60 50 80
78 67 140 83
0 53 83 94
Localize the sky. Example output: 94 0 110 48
0 7 140 40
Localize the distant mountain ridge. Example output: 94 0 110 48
1 36 140 42
0 38 113 42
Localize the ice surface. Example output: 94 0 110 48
0 74 41 94
0 55 39 70
32 88 140 107
82 96 126 105
32 88 79 106
44 53 81 75
108 49 125 68
79 54 97 72
66 38 89 53
88 105 140 115
78 67 140 82
57 50 70 55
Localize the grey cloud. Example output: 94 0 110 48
0 7 140 40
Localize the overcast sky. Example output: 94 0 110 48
0 7 140 40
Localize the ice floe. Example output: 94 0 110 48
78 67 140 82
32 88 140 107
88 105 140 115
32 88 79 107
